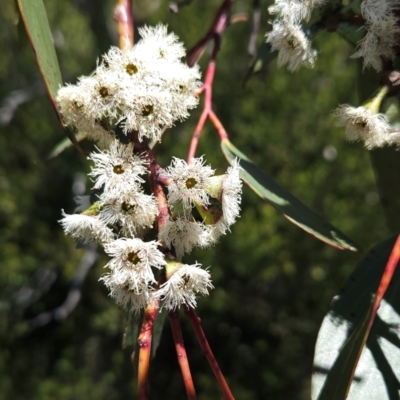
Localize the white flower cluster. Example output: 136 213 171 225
266 0 325 71
333 104 400 149
60 140 214 311
159 157 242 260
351 0 400 71
57 25 201 145
58 26 215 312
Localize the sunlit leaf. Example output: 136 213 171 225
221 138 357 251
313 236 400 400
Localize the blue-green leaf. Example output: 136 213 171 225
17 0 84 154
17 0 62 101
221 138 357 251
313 236 400 400
151 308 167 359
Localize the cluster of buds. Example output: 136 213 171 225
57 26 242 312
265 0 326 71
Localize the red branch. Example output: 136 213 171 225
184 306 235 400
169 310 197 400
371 235 400 321
137 300 160 400
131 134 170 230
114 0 134 50
186 0 233 163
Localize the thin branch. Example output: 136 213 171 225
186 0 233 162
169 310 197 399
131 133 170 231
137 299 160 400
169 0 196 13
187 60 217 163
184 306 234 400
114 0 134 50
186 0 233 66
247 0 261 59
28 244 98 330
209 110 229 141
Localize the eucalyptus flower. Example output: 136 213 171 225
88 140 146 195
333 104 391 149
59 211 114 245
266 20 317 71
104 238 166 292
157 263 213 310
164 157 215 210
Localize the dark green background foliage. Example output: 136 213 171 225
0 1 389 399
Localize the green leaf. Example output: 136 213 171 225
316 303 373 400
151 308 167 359
122 308 166 359
17 0 84 154
312 236 400 400
336 22 365 46
221 138 357 251
47 131 87 159
122 310 143 349
17 0 62 102
243 42 276 87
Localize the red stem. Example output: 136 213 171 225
186 0 233 162
114 0 134 50
184 306 235 400
131 133 170 230
169 310 197 400
137 300 160 400
344 235 400 398
209 110 229 141
371 234 400 320
187 60 218 163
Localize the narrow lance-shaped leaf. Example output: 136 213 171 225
221 138 357 251
47 132 87 159
17 0 84 154
123 310 143 349
313 236 400 400
17 0 61 101
243 42 276 87
151 308 167 359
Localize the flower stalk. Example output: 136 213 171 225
169 310 197 400
184 306 235 400
114 0 134 50
186 0 233 163
137 300 160 400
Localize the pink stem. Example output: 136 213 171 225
114 0 134 50
184 307 235 400
131 133 170 230
169 310 197 400
137 300 160 400
187 61 217 163
209 110 229 141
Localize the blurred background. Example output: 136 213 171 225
0 0 390 399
